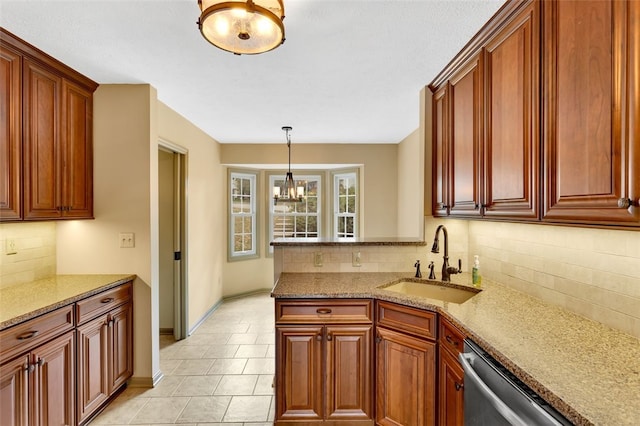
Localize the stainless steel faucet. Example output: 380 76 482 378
431 224 462 281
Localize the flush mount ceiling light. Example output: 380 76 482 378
274 126 304 204
197 0 285 55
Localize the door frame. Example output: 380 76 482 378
158 139 188 340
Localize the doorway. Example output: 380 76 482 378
158 143 187 340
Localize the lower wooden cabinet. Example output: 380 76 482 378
437 317 466 426
274 299 373 425
77 285 133 424
0 330 75 426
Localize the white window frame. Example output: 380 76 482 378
269 173 322 253
228 170 258 261
333 171 358 239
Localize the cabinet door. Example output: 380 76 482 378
275 326 323 422
543 0 640 225
376 327 436 426
60 79 93 219
438 347 464 426
0 45 22 221
22 58 62 220
432 84 450 216
77 314 109 423
325 325 372 422
0 355 29 426
108 303 133 393
449 54 483 217
32 332 75 426
483 0 540 219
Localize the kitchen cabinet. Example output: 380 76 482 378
76 282 133 424
274 299 373 424
375 301 436 426
0 28 97 222
437 317 465 426
0 306 75 426
483 0 539 219
432 85 449 216
542 0 640 225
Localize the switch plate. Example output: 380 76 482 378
314 252 323 267
352 251 362 267
5 239 17 255
119 232 135 248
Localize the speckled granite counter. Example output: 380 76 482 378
271 272 640 426
0 274 136 330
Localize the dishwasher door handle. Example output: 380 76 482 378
459 353 529 426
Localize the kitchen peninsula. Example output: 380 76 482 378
271 240 640 426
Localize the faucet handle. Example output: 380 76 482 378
447 259 462 275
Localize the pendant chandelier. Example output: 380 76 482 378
273 126 304 204
197 0 285 55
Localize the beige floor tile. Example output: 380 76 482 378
243 358 275 375
163 344 210 360
133 376 184 397
266 344 276 358
172 358 215 375
203 343 239 358
214 374 258 395
227 333 258 344
90 396 149 424
173 374 223 396
207 358 248 375
181 332 231 346
175 395 232 423
253 374 275 395
235 344 268 358
255 332 275 345
129 397 190 424
223 395 272 422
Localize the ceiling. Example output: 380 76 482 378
0 0 505 144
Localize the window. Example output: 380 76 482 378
229 171 257 260
333 171 358 238
269 174 321 250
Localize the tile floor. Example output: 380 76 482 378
91 292 276 425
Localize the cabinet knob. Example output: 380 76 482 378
326 333 332 341
445 335 459 346
618 198 631 208
316 334 322 341
455 382 464 391
316 308 332 315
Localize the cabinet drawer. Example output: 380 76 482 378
76 282 132 325
376 301 436 340
439 316 465 356
275 299 372 324
0 305 74 361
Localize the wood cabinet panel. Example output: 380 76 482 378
325 325 372 422
376 326 436 426
376 300 436 340
108 303 133 392
432 85 449 216
32 331 75 426
437 347 464 426
276 299 372 324
0 355 29 426
449 54 482 217
275 326 324 422
0 45 22 221
76 314 109 423
543 0 640 224
484 0 539 219
76 283 131 325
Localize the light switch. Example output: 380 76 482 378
352 251 362 267
314 252 323 267
119 232 135 248
5 239 17 255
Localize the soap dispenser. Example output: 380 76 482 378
472 255 482 288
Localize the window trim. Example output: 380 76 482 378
332 170 359 239
267 172 323 254
228 169 259 261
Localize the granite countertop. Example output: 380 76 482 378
0 274 136 330
270 237 426 246
272 272 640 426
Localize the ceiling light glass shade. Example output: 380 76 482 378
198 0 285 55
274 126 304 204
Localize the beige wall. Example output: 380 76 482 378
0 222 56 288
56 84 159 384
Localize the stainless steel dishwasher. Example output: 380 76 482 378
459 339 573 425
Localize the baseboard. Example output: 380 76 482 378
128 370 164 388
223 288 272 301
159 328 173 335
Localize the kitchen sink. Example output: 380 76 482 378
380 280 480 304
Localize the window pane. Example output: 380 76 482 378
243 216 252 233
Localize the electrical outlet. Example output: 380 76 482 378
352 251 362 267
314 252 323 267
119 232 135 248
5 239 17 255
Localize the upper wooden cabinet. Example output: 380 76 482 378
0 28 97 222
429 0 639 228
542 0 640 225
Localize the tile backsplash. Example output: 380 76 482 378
0 222 56 289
